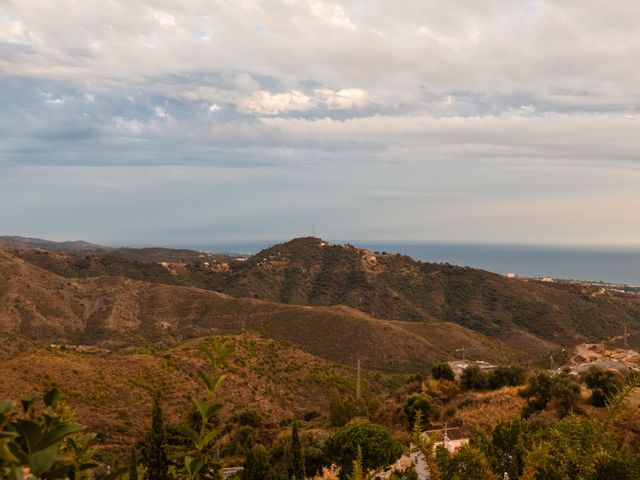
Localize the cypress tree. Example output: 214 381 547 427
289 420 305 480
143 392 169 480
129 447 138 480
241 444 272 480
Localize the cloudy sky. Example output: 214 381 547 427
1 0 639 247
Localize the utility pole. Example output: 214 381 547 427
356 358 361 399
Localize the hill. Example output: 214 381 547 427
2 235 240 264
212 238 640 345
0 250 517 370
10 237 640 354
0 235 105 252
0 334 400 457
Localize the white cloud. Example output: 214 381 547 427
239 90 312 115
2 0 640 247
234 73 260 92
153 11 177 29
307 0 356 30
153 106 168 119
317 88 366 110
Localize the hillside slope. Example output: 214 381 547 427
0 334 398 456
12 237 640 351
187 238 640 346
0 250 517 370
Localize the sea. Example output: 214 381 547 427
180 242 640 286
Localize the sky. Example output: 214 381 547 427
1 0 639 247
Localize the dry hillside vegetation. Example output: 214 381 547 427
0 250 519 371
0 334 397 455
14 237 640 356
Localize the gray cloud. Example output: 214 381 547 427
1 1 639 245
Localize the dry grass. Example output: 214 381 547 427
0 334 397 457
453 387 526 434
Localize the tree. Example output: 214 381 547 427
550 373 581 417
433 445 449 480
129 447 139 480
404 393 439 428
444 445 494 480
388 468 418 480
289 420 305 480
520 415 624 479
489 418 529 479
487 366 525 389
520 372 580 417
460 366 488 390
584 366 624 407
412 411 440 480
143 391 170 480
325 422 402 476
329 389 367 427
520 372 554 413
431 362 455 381
242 444 273 480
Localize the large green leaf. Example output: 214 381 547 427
0 400 16 416
191 397 213 423
0 440 20 463
39 422 85 449
20 394 38 416
211 374 228 393
205 403 223 420
28 447 56 476
43 388 61 410
176 426 201 446
197 369 214 390
199 428 222 449
184 455 205 478
15 420 42 452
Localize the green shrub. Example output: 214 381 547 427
328 390 367 427
520 372 581 417
460 365 488 390
241 444 273 480
325 422 402 476
487 365 525 389
233 409 263 428
431 362 455 381
584 366 624 407
404 393 440 428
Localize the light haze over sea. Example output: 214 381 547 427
177 242 640 286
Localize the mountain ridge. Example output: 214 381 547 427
0 249 519 371
4 236 639 361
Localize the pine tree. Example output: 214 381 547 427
289 420 305 480
144 391 169 480
129 447 139 480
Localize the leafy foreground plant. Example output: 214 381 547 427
178 338 234 480
0 387 104 479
